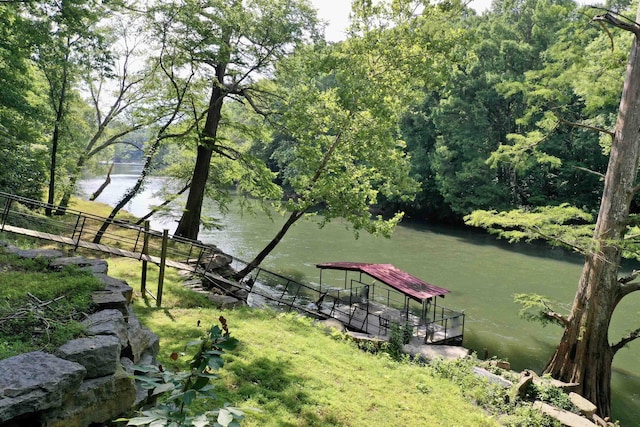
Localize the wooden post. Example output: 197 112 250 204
157 229 169 307
141 221 150 297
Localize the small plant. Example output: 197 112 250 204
123 317 246 427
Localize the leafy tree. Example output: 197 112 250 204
466 6 640 417
235 0 463 279
0 3 48 200
147 0 320 240
57 15 161 211
26 0 112 214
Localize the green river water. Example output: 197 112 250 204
80 166 640 424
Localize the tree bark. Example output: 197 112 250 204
544 6 640 417
174 66 226 240
46 51 70 216
233 210 305 281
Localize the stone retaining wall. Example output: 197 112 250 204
0 246 159 427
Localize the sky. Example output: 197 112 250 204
309 0 597 41
309 0 493 41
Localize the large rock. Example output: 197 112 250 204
56 336 121 379
9 248 65 259
49 256 108 274
208 293 244 308
41 364 137 427
0 352 86 423
92 290 128 315
569 392 598 418
93 273 134 303
402 343 470 361
126 306 160 363
82 309 129 348
201 253 233 270
534 401 597 427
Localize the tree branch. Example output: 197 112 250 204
557 117 615 138
593 11 640 36
611 326 640 354
544 310 570 327
572 165 605 179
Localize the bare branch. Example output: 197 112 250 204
557 117 615 138
611 326 640 354
619 280 640 297
572 165 605 179
593 11 640 36
544 310 570 328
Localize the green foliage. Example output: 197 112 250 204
124 318 245 427
0 252 103 360
514 293 568 327
464 204 594 251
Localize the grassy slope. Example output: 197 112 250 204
108 258 499 427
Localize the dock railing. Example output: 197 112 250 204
0 192 464 344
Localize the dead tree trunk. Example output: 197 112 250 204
544 7 640 417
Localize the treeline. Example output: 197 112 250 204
0 0 632 225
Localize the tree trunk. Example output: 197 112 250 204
46 61 69 216
233 210 305 281
544 8 640 417
174 69 226 240
56 153 88 213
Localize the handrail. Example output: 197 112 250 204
0 192 465 343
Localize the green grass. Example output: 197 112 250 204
0 199 561 425
104 258 503 427
0 251 104 360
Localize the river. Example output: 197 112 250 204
79 165 640 424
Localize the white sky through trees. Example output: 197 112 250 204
311 0 599 42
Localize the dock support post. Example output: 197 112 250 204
157 228 168 307
141 221 150 296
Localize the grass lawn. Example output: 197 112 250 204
108 258 509 427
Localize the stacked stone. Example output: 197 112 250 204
0 248 159 427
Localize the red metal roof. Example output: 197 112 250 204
316 262 450 302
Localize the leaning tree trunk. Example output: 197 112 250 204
174 67 226 240
544 8 640 417
233 210 305 281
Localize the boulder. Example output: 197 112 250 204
41 364 137 427
82 309 129 348
202 253 233 270
93 273 134 303
569 392 598 418
0 352 86 423
208 293 244 308
9 248 65 259
472 366 514 388
49 256 108 274
317 318 346 333
92 290 128 315
402 343 470 361
56 336 121 379
534 401 597 427
126 306 160 363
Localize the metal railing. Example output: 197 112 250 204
0 192 465 344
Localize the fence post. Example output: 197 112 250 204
156 228 169 307
141 221 150 297
1 197 12 229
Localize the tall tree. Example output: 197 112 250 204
235 0 463 279
57 15 159 211
0 2 49 200
467 6 640 417
148 0 319 240
27 0 111 214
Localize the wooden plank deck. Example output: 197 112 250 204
1 224 193 271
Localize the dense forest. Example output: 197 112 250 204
3 0 640 417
